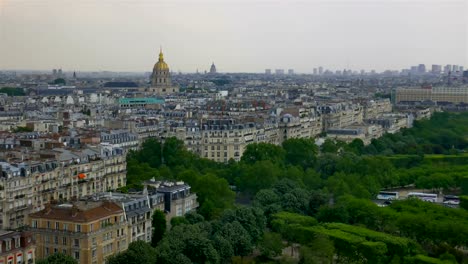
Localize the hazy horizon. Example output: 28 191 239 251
1 0 467 73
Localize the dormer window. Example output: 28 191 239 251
15 237 20 248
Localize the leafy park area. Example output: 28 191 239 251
46 112 468 263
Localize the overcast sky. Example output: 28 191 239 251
1 0 467 73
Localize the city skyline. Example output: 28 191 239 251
1 0 467 72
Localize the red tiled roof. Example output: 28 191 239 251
29 201 123 223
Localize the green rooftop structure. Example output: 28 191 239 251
119 97 165 108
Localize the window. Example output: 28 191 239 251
90 224 94 232
32 220 37 228
74 239 79 247
63 223 68 231
45 247 49 256
47 221 51 229
15 237 20 248
62 237 67 245
75 224 81 232
55 222 59 230
54 236 58 244
92 249 96 258
176 205 183 216
92 237 96 246
6 240 11 251
74 251 80 260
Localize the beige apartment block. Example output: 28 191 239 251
0 145 126 230
29 201 128 264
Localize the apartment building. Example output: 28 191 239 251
29 200 128 264
318 103 364 130
144 181 198 220
100 130 139 151
394 86 468 104
0 230 36 264
91 192 160 244
0 144 126 230
326 124 383 145
363 99 392 119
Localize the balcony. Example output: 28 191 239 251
14 204 30 212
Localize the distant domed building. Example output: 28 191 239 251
209 62 217 74
149 48 179 95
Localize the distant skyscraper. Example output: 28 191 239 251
265 69 271 75
318 66 323 75
444 64 452 73
453 65 459 72
313 68 318 75
418 64 426 73
288 69 294 75
463 70 468 80
209 62 217 74
275 69 284 75
431 65 441 74
52 69 57 76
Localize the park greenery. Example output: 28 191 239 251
36 253 78 264
0 87 25 96
114 112 468 263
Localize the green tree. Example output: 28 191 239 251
241 143 286 165
238 160 281 194
157 224 220 264
36 253 78 264
53 78 66 85
299 235 335 264
217 221 253 257
107 241 157 264
309 190 329 216
282 138 318 168
321 139 339 153
151 210 166 247
171 216 189 227
12 126 34 133
259 232 284 258
0 87 26 96
221 207 266 243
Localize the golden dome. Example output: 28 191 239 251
154 48 169 71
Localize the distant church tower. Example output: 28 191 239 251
149 48 178 95
209 62 217 74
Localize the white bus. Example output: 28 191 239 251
407 192 438 202
377 191 399 200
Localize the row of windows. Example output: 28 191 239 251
45 236 79 247
0 238 20 253
204 152 239 158
34 216 123 232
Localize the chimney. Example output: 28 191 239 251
44 203 52 215
71 204 78 217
